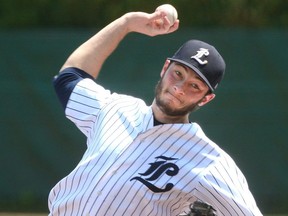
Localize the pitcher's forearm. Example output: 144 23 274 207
60 11 179 79
60 14 130 78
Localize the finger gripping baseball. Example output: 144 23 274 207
155 4 178 27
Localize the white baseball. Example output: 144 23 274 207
155 4 178 27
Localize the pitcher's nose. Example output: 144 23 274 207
173 83 185 96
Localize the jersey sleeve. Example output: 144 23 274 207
193 155 263 216
53 67 114 137
53 67 95 109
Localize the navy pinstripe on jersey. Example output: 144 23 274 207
49 67 262 216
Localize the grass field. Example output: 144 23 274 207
0 214 287 216
0 214 47 216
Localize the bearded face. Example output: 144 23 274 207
154 77 201 117
153 62 215 122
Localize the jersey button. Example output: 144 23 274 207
112 170 117 175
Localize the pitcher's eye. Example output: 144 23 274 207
191 83 200 90
175 71 182 77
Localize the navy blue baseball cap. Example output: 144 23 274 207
168 40 226 92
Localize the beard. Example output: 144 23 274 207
154 78 201 117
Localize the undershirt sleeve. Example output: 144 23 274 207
53 67 94 109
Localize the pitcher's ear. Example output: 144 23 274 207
160 59 171 77
198 93 216 107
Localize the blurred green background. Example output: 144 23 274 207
0 0 287 214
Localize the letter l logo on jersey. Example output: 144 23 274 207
191 48 209 65
130 156 179 193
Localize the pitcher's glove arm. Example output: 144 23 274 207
179 201 217 216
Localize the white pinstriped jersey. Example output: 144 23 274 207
49 70 262 215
